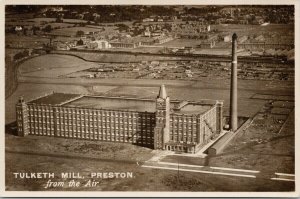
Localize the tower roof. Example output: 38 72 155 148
158 85 167 99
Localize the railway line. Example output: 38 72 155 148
58 48 293 64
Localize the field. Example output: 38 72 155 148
23 17 87 23
211 24 294 35
6 149 292 191
6 17 86 30
48 25 117 37
211 24 294 43
104 46 164 54
156 39 202 48
210 109 294 174
6 35 50 49
38 53 294 82
19 54 98 78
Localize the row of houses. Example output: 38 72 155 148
171 24 211 38
197 40 216 48
82 34 174 49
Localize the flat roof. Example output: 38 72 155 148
29 93 81 105
64 96 156 112
28 93 214 115
174 104 211 115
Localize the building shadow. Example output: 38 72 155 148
131 112 155 149
5 121 18 136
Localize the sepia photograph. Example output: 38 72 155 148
2 0 299 197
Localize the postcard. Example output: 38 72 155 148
1 0 299 197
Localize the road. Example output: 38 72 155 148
142 160 295 182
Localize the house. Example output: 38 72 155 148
109 41 139 48
144 30 151 37
15 26 23 35
255 35 265 42
238 35 248 43
143 18 154 22
224 35 231 42
154 35 173 44
86 40 111 49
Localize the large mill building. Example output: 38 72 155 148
16 85 223 154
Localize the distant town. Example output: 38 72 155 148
6 5 294 57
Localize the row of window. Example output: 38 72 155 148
29 126 154 133
56 126 154 132
29 120 155 127
165 145 195 152
26 112 204 123
30 132 54 136
171 123 197 128
170 129 197 136
28 110 154 119
57 122 154 127
170 121 197 124
170 136 198 143
29 130 154 141
28 115 155 122
55 118 154 123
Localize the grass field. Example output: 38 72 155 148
211 24 294 43
49 26 116 37
19 54 98 78
210 109 295 174
156 39 201 48
211 24 294 34
5 130 294 191
6 34 50 48
24 17 87 23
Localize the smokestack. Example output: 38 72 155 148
230 33 238 131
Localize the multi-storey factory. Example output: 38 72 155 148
16 85 223 154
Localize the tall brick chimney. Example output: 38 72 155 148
230 33 238 131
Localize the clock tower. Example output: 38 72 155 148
154 85 170 149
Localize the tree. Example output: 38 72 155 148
76 30 85 37
56 17 63 23
77 39 84 46
43 25 52 33
116 24 129 32
13 50 29 61
79 23 86 27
